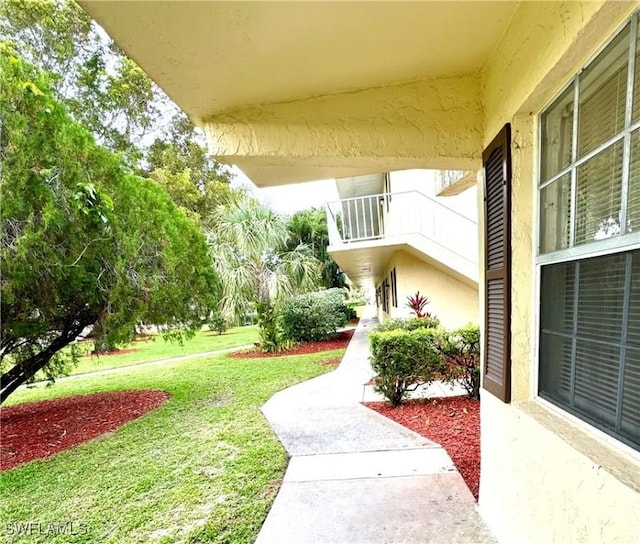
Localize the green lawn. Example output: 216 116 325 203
58 326 259 378
1 348 342 543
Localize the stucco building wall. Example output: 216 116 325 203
478 3 640 542
480 394 640 544
375 250 478 330
206 73 483 184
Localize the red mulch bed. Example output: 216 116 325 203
230 329 355 359
0 390 170 471
365 396 480 500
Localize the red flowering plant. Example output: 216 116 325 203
405 291 431 318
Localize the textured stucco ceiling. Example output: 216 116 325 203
80 1 519 123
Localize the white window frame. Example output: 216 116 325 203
537 13 640 266
535 11 640 453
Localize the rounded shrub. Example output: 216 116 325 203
440 324 481 399
369 327 445 406
207 311 228 335
280 288 349 343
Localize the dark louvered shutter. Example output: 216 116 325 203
483 124 512 402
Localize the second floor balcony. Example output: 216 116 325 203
325 190 479 286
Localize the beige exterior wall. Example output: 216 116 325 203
482 1 638 142
206 73 483 185
480 394 640 544
375 250 478 330
479 3 640 542
389 169 479 222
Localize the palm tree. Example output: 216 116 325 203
209 196 321 351
285 208 348 289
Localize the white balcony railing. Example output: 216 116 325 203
325 191 478 266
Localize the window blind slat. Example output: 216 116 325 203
627 129 640 233
622 349 640 434
540 174 572 253
540 261 575 333
539 250 640 450
628 254 640 346
574 340 620 427
575 140 624 245
631 17 640 123
541 85 574 182
578 26 629 158
577 253 626 340
539 331 573 404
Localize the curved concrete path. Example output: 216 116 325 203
257 312 496 544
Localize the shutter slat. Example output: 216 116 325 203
483 124 512 403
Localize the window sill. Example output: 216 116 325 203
518 399 640 494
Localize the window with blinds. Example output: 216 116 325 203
539 251 640 449
390 268 398 308
381 278 390 313
538 14 640 451
539 20 640 255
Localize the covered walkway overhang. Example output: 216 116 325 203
81 1 636 188
203 73 483 185
77 4 640 542
80 1 518 186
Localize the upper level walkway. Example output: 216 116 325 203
325 191 479 286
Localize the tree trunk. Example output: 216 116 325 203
0 320 90 404
256 301 281 353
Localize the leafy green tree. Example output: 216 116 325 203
0 0 236 206
0 45 219 403
210 197 321 351
285 208 348 289
144 113 238 229
144 113 229 188
0 0 161 165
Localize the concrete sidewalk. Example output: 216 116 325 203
21 344 256 389
257 311 496 544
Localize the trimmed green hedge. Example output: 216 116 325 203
374 316 440 332
369 319 481 405
280 288 349 343
369 328 444 406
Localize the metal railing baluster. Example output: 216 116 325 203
324 191 479 264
